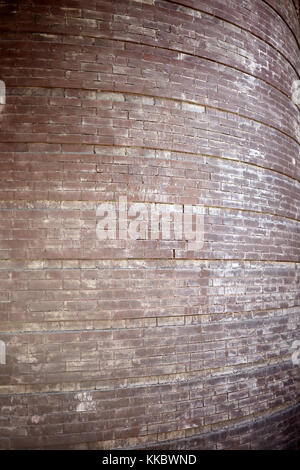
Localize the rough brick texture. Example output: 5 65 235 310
0 0 299 450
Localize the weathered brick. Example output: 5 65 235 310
0 0 299 451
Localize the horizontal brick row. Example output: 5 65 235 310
0 259 299 319
263 0 300 40
158 0 300 75
140 403 300 450
0 200 299 260
0 147 299 219
1 89 299 179
0 362 298 449
0 40 298 143
0 260 298 392
0 0 298 93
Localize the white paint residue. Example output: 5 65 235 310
31 415 41 424
75 391 96 412
0 340 5 364
291 80 300 106
0 80 5 105
293 119 300 142
249 149 265 160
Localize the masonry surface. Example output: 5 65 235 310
0 0 299 450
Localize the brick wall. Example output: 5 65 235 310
0 0 299 449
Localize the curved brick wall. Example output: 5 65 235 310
0 0 299 450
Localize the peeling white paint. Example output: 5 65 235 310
234 74 256 93
291 80 300 106
248 60 258 75
97 92 125 102
31 415 41 424
0 80 5 105
0 340 5 364
293 119 300 142
249 149 265 159
182 102 205 113
134 0 154 4
75 391 97 412
194 11 202 18
245 51 259 75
